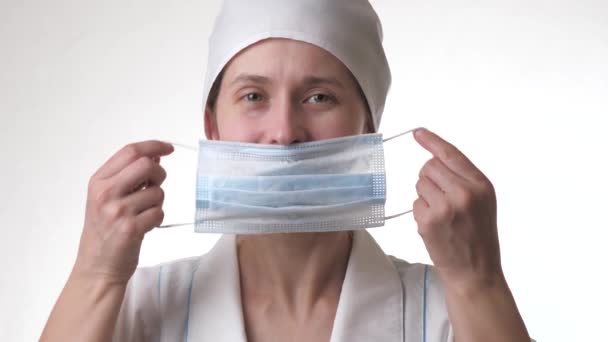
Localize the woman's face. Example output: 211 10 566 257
205 38 370 144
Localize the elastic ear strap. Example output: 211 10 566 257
384 209 413 220
158 222 193 228
167 141 198 151
382 128 419 220
382 127 419 143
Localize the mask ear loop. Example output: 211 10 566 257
382 127 419 143
167 141 198 151
158 222 193 228
381 127 421 221
385 210 413 220
156 141 198 228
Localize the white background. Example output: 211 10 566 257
1 0 607 340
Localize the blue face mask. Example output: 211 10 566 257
161 130 414 234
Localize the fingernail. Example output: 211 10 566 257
415 127 426 137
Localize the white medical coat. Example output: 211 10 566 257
112 230 455 341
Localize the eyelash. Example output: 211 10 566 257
239 92 336 104
242 92 264 102
305 93 335 104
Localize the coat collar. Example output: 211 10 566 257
186 234 247 341
186 230 403 342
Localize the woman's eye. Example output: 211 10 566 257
306 94 332 104
243 93 263 102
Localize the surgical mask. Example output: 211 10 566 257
160 129 415 234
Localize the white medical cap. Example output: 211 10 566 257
201 0 391 131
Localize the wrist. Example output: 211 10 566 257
439 269 509 299
439 271 531 342
68 266 129 300
71 256 133 287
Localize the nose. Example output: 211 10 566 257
265 99 306 145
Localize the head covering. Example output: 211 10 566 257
201 0 391 131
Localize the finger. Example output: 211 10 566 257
412 197 430 227
413 128 482 182
135 206 164 235
94 141 174 180
123 186 165 214
113 157 167 196
415 176 445 208
414 176 455 226
413 196 428 210
420 157 469 193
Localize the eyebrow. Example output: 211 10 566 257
301 76 345 89
229 74 271 87
228 73 345 89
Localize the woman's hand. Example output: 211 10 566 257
73 140 174 286
40 140 174 342
412 128 503 291
412 128 532 342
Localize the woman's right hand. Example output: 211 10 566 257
72 140 174 286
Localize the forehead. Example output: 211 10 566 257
222 38 355 83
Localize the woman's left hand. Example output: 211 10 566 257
412 127 504 290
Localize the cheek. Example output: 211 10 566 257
307 109 367 139
216 113 262 142
213 94 262 142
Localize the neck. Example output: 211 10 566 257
236 231 353 309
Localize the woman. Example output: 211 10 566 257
41 0 533 341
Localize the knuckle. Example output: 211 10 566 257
413 198 426 215
416 225 427 236
443 146 461 162
87 174 99 189
105 201 129 221
137 156 155 171
422 158 441 175
147 207 165 229
413 197 423 208
420 159 435 176
122 144 141 162
118 218 140 239
436 148 449 161
155 208 165 224
416 216 435 236
159 167 168 183
87 176 98 193
429 157 441 168
479 179 495 195
454 187 475 209
435 201 454 220
415 178 423 192
157 187 165 203
149 186 164 203
417 215 433 229
92 183 112 204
